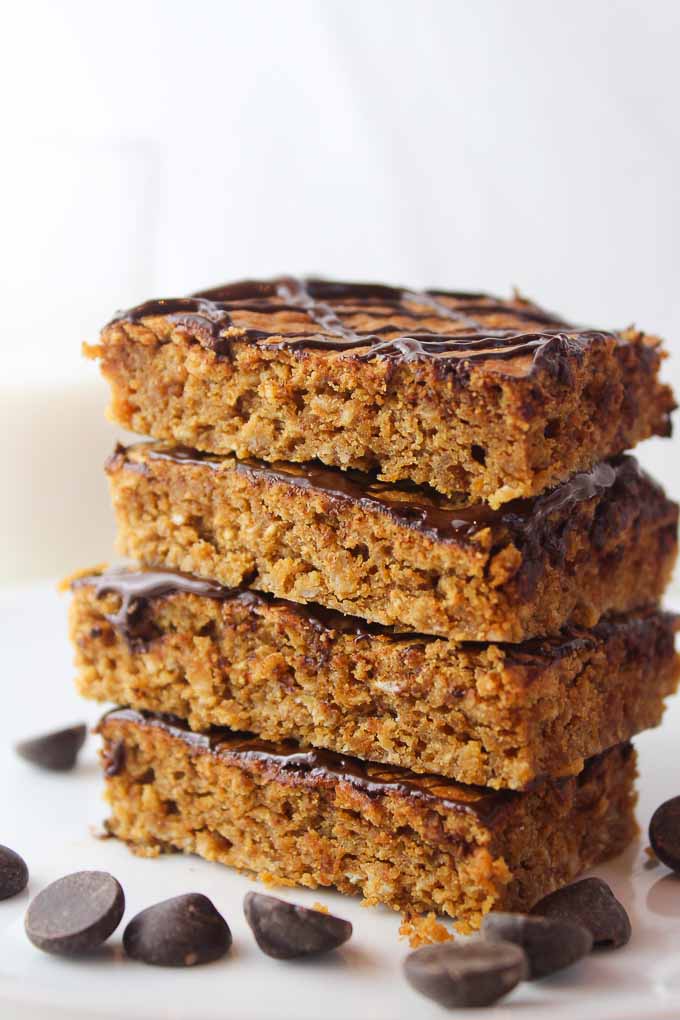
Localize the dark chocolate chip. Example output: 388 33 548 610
530 877 631 948
649 796 680 872
103 739 126 777
482 912 593 978
25 871 125 955
15 723 87 771
243 892 352 959
123 893 231 966
404 941 527 1008
0 845 29 900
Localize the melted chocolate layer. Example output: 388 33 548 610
72 567 426 646
139 443 631 545
101 709 632 826
74 567 678 665
72 568 243 650
110 276 615 371
101 707 518 823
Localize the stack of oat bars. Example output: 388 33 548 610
69 278 679 932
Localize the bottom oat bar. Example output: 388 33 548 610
98 710 637 931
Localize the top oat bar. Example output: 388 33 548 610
87 277 675 507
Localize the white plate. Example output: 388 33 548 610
1 581 680 1020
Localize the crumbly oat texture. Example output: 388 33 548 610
87 278 675 507
70 569 679 789
106 444 678 642
399 912 454 948
99 710 637 932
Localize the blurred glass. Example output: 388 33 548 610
0 139 157 582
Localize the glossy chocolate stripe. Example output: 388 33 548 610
72 567 242 650
110 275 611 367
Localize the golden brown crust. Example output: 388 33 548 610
99 712 638 931
90 281 675 507
106 444 678 641
70 572 679 788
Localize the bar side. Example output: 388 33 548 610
106 446 679 641
93 320 674 507
71 577 679 788
99 712 637 931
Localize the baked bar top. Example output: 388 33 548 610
106 277 658 379
89 277 675 507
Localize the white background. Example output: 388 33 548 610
0 0 678 581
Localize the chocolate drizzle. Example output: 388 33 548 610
101 708 518 823
72 568 244 650
110 276 614 371
141 443 627 545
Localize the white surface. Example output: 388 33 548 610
1 582 679 1020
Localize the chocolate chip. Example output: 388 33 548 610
0 845 29 900
482 912 593 978
15 723 87 771
404 941 527 1008
25 871 125 955
123 893 232 966
103 740 126 777
243 892 352 959
530 877 631 948
649 796 680 872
